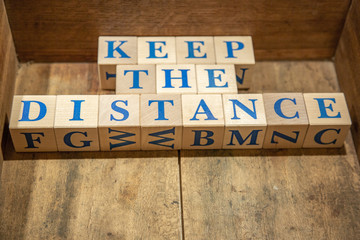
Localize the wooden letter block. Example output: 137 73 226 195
140 94 182 150
182 94 224 149
116 65 156 94
214 36 255 89
98 95 140 151
263 93 309 148
156 64 197 94
138 37 176 64
302 93 351 148
9 95 58 152
176 36 215 64
98 36 137 90
54 95 100 151
222 94 267 149
196 65 237 94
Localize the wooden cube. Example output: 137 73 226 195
54 95 100 151
98 36 137 90
116 65 156 94
9 95 58 152
196 65 237 94
303 93 351 148
176 36 215 64
182 94 224 149
214 36 255 89
98 95 140 151
140 94 182 150
263 93 309 148
222 94 267 149
156 64 197 94
138 37 176 64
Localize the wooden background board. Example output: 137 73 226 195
335 0 360 161
4 0 350 62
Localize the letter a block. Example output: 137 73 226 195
263 93 309 148
138 37 176 64
54 95 100 151
98 95 140 151
182 94 224 149
222 94 267 149
140 94 182 150
9 95 58 152
98 36 137 90
116 65 156 94
303 93 351 148
176 36 215 64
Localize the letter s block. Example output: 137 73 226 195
9 95 58 152
303 93 351 148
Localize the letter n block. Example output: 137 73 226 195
9 95 58 152
263 93 309 148
54 95 100 151
182 94 224 149
222 94 267 149
98 36 137 90
138 37 176 64
116 65 156 94
176 36 215 64
303 93 351 148
140 94 182 150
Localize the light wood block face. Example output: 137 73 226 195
196 65 237 94
98 36 137 90
263 93 309 148
54 95 100 151
98 95 140 151
116 65 156 94
140 94 182 150
176 36 215 64
9 95 58 152
156 64 197 94
222 94 267 149
303 93 351 148
182 94 224 149
138 37 176 64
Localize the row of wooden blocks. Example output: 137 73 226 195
9 93 351 152
98 36 255 89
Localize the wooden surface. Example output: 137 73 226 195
335 0 360 161
3 0 351 62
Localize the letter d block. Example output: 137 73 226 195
54 95 100 151
182 94 224 149
9 95 58 152
303 93 351 148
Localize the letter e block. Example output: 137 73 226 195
196 65 237 94
138 37 176 64
176 36 215 64
116 65 156 94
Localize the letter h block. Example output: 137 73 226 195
54 95 100 151
303 93 351 148
9 95 58 152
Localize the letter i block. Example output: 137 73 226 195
138 37 176 64
214 36 255 89
98 95 140 151
9 95 58 152
182 94 224 149
222 94 267 149
98 36 137 90
54 95 100 151
196 65 238 94
263 93 309 148
116 65 156 94
303 93 351 148
176 36 215 64
156 64 197 94
140 94 182 150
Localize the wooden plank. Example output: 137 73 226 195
181 61 360 239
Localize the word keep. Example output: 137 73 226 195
9 93 351 152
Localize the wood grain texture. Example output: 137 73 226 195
4 0 350 62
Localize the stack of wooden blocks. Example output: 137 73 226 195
9 36 351 152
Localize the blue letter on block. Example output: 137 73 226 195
108 128 136 150
105 41 130 58
227 130 262 146
124 70 148 89
314 128 340 145
148 100 174 120
110 100 129 121
271 131 300 144
229 99 257 120
19 101 47 122
63 131 92 148
162 69 191 88
205 69 228 88
236 68 248 85
105 72 116 80
274 98 299 119
185 41 207 59
314 98 341 119
70 100 84 121
149 128 175 149
20 132 44 148
191 130 214 146
147 41 168 59
190 99 218 121
224 41 244 58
